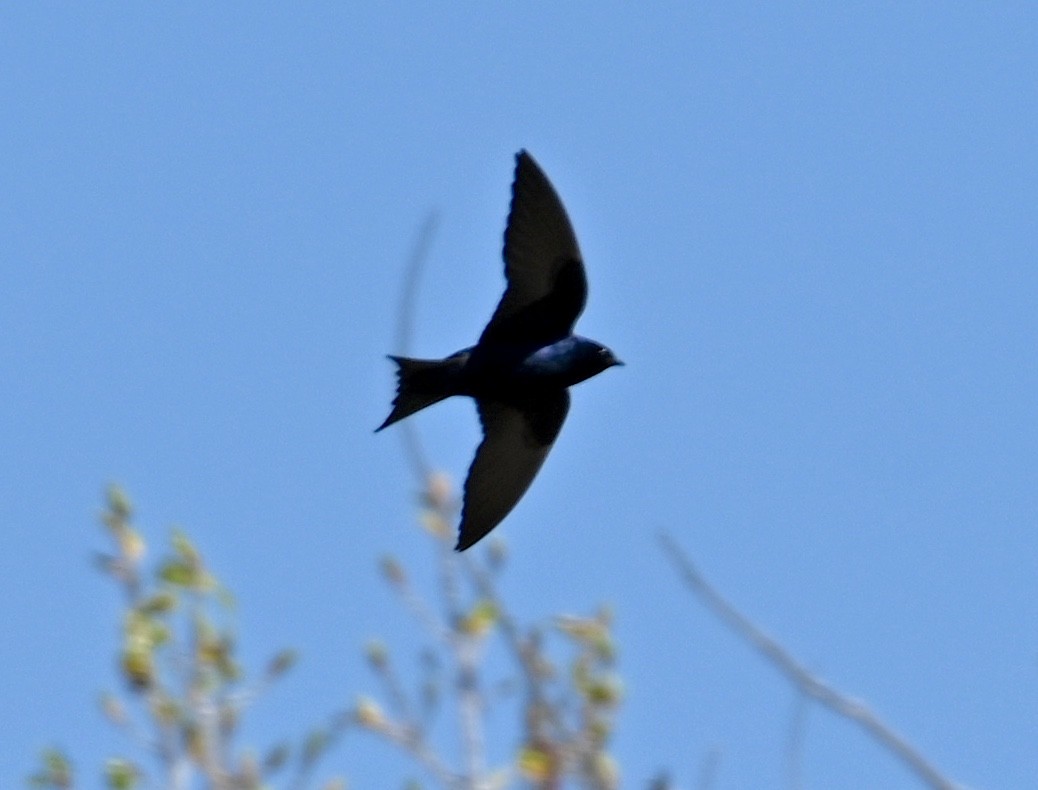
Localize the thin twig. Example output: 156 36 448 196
439 530 464 628
393 211 440 483
455 637 486 787
696 748 721 790
386 212 492 786
393 569 453 647
436 543 487 786
463 555 565 738
787 692 807 790
658 533 965 790
378 654 417 725
378 718 459 788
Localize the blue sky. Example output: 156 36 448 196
3 4 1037 788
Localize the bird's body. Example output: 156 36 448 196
378 151 621 551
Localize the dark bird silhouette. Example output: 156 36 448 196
377 150 622 551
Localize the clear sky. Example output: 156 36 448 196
3 4 1036 788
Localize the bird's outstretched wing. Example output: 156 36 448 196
456 391 570 551
479 150 588 348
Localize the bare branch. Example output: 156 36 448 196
391 565 454 647
786 692 807 790
455 636 486 786
372 714 460 788
463 553 564 740
658 533 966 790
393 211 440 483
696 748 721 790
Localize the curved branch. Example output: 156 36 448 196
393 211 440 483
658 533 966 790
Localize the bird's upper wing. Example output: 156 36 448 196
456 391 570 551
479 150 588 348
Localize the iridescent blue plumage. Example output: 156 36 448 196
377 151 622 550
516 336 620 386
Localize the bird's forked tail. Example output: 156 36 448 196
376 353 468 432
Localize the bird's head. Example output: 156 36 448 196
596 344 624 370
567 337 623 385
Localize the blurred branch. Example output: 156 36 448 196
786 692 807 790
360 477 622 789
658 533 965 790
393 210 440 483
463 552 564 740
696 748 721 790
67 486 340 790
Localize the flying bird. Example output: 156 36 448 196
377 150 622 551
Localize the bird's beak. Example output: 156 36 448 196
611 356 625 368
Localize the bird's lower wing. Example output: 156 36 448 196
456 391 570 551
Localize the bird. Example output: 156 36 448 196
377 150 622 551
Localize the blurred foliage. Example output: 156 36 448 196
29 476 961 789
29 485 345 789
27 748 72 789
29 479 626 789
355 472 623 789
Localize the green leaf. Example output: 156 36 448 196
461 599 498 636
517 744 556 782
121 645 155 689
267 648 298 679
589 752 620 790
263 743 290 774
418 509 450 538
138 591 177 615
379 556 406 586
28 747 72 789
158 559 196 587
171 528 199 564
585 675 623 707
302 728 329 764
149 692 180 725
215 584 236 609
98 692 126 725
364 640 389 670
353 697 385 729
106 485 133 521
104 758 139 790
487 538 507 569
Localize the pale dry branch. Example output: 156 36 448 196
392 210 440 483
659 533 965 790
